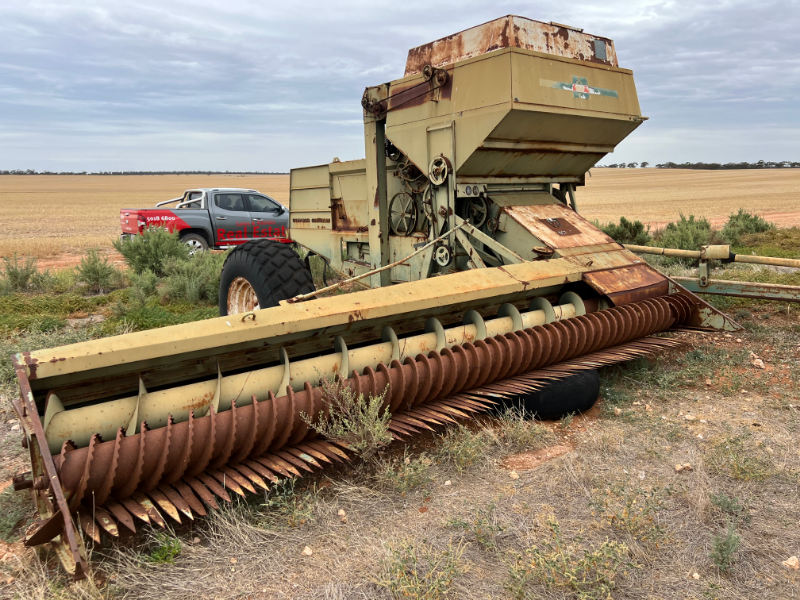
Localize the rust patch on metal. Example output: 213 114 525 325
503 204 614 250
387 70 453 111
404 15 617 76
22 353 38 380
539 217 580 237
584 264 669 306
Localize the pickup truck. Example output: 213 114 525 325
120 187 291 252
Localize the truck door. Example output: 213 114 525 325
246 194 289 240
212 193 253 245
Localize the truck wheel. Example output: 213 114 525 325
181 232 208 255
219 239 315 316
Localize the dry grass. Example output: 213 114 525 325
580 168 800 228
0 175 289 258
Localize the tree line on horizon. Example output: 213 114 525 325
596 160 800 169
0 170 289 175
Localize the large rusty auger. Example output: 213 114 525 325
11 288 696 579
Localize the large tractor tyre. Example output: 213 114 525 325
219 240 315 316
180 232 209 255
502 369 600 420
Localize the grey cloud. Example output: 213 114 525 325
0 0 797 170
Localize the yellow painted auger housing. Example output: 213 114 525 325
10 15 737 579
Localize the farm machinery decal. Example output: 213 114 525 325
540 75 619 99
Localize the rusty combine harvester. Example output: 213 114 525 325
11 15 745 579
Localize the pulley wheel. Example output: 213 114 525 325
428 156 450 186
434 245 452 267
389 192 418 236
464 196 488 228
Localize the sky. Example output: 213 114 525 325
0 0 798 172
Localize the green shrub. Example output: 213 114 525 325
446 503 504 550
159 251 227 305
506 516 634 600
709 492 748 523
601 216 652 246
656 213 724 265
0 254 52 293
435 425 495 473
379 540 465 599
496 406 555 451
147 531 182 564
76 248 119 294
710 523 740 571
128 269 160 306
375 451 434 493
722 209 775 245
113 227 189 276
107 303 218 331
262 478 317 528
303 374 391 461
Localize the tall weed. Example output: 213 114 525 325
113 227 189 276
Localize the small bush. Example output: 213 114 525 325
159 251 227 305
147 531 182 564
0 254 52 293
656 213 723 265
379 540 465 599
263 478 317 528
447 503 504 550
303 374 392 461
590 483 673 543
722 209 774 245
76 248 119 294
710 523 740 571
375 451 433 494
435 424 495 474
707 431 774 481
128 269 160 307
113 227 189 276
496 407 555 451
506 516 634 600
601 216 652 246
709 492 748 523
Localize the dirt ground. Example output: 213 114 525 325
1 169 799 260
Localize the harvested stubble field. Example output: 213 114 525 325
1 169 798 261
0 174 289 259
579 168 800 229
